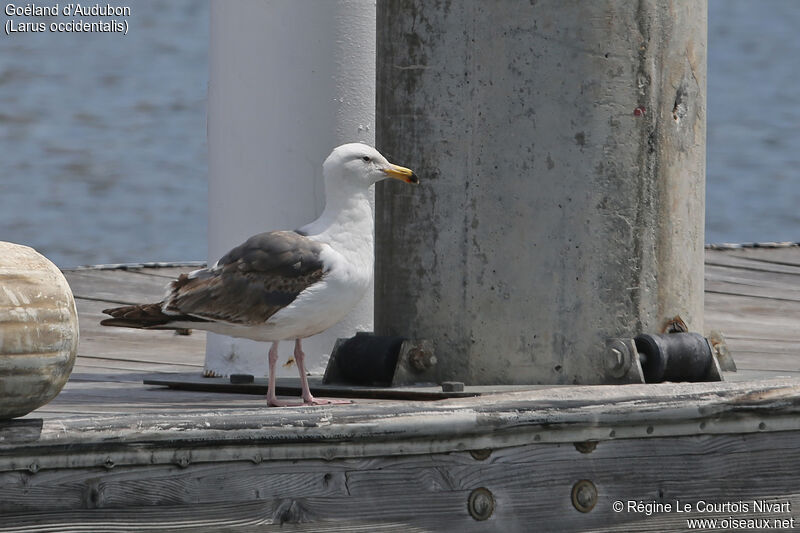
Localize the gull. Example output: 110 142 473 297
101 143 418 406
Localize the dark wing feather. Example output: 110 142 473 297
101 302 208 329
163 231 326 325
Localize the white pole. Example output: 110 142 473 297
206 0 376 377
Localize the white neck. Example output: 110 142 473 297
299 183 374 256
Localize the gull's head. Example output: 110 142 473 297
323 143 418 189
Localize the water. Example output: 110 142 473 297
0 1 797 267
707 0 800 244
0 0 209 267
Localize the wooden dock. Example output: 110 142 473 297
1 246 799 532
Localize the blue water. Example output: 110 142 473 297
1 0 209 267
707 0 800 244
0 0 797 267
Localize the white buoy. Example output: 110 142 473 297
0 242 78 419
206 0 376 377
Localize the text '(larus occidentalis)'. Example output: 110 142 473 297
101 143 418 406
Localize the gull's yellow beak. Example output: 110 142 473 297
383 164 419 184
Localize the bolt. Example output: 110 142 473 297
605 340 631 378
609 348 623 368
409 347 436 372
467 487 495 521
442 381 465 392
27 462 40 474
571 480 598 513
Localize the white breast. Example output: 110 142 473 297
263 243 372 341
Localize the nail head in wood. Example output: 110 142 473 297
571 479 598 513
469 448 492 461
467 487 495 521
574 441 597 454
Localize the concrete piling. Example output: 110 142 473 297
375 1 707 384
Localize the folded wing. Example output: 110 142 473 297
102 231 327 329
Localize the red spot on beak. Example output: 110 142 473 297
633 106 646 117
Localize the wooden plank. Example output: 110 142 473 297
705 250 800 276
29 380 266 417
43 261 800 423
704 291 800 336
0 419 42 444
64 269 175 304
725 369 800 382
733 354 800 373
0 255 798 531
73 298 206 368
714 334 800 373
60 258 800 385
725 246 800 268
75 323 204 359
722 336 800 354
77 354 202 369
3 378 800 467
705 311 800 335
0 430 798 532
705 281 800 303
705 321 800 346
704 284 800 371
0 504 433 533
705 263 800 292
71 360 200 375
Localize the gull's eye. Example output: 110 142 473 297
362 156 371 162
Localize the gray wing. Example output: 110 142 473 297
164 231 326 325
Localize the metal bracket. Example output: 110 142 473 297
323 333 438 387
708 330 737 372
390 339 437 386
605 333 727 384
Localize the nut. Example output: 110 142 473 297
409 347 437 372
605 339 631 378
442 381 465 392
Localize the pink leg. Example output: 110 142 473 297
295 339 351 406
266 341 294 407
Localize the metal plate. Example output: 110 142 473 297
144 373 483 400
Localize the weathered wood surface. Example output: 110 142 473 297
0 247 798 531
0 429 798 532
7 247 800 446
704 246 800 380
4 378 800 467
23 245 799 419
65 267 206 377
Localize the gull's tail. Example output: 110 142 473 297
101 302 207 329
